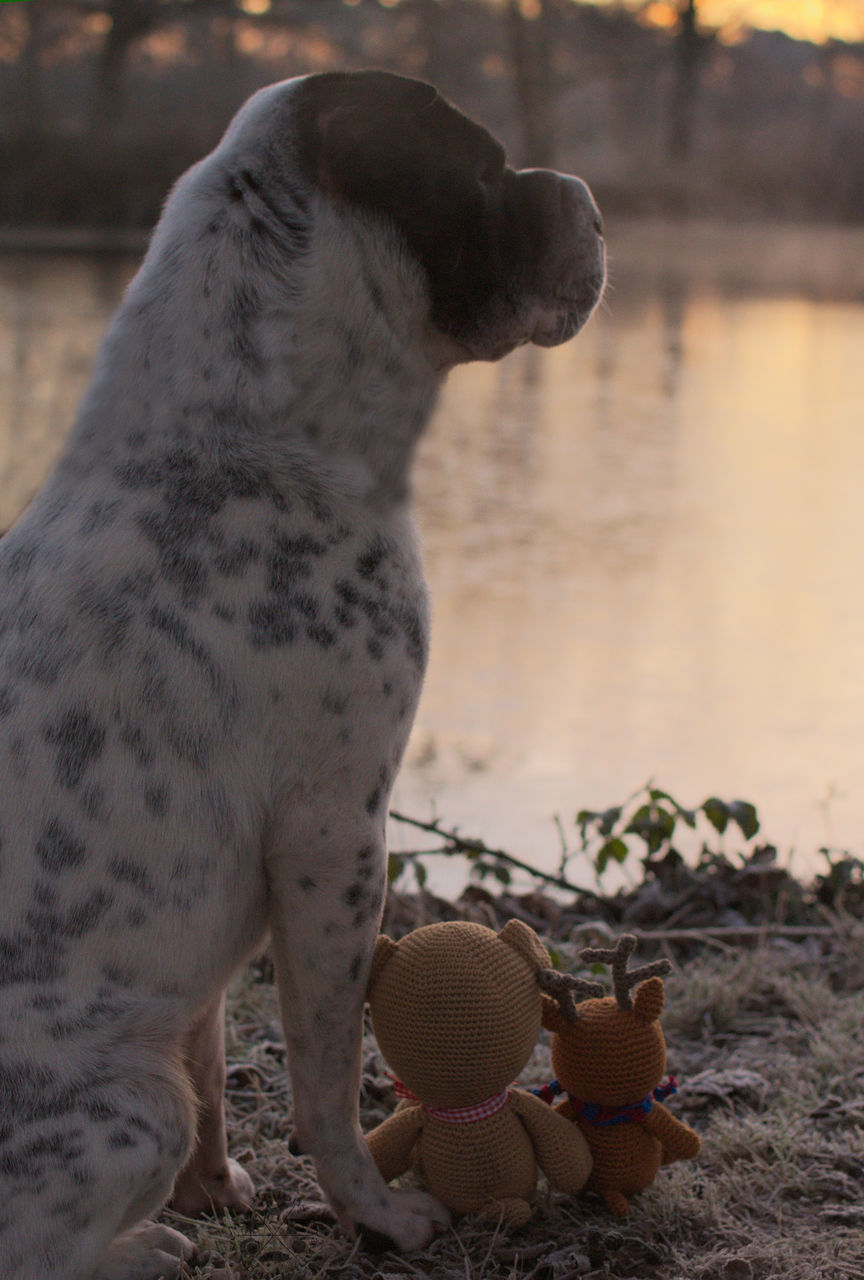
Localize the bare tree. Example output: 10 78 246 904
505 0 557 167
668 0 707 162
20 1 47 135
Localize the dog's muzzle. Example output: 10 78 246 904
511 168 606 348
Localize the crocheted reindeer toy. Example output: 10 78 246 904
364 919 596 1227
539 934 701 1217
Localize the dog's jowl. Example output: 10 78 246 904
0 71 604 1278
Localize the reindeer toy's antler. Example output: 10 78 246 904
579 934 672 1012
538 969 605 1024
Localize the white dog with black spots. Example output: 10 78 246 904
0 70 605 1279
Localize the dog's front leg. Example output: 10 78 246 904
172 992 255 1217
268 829 448 1251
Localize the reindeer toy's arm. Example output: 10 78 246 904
642 1101 701 1165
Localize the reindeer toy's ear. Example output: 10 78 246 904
633 975 665 1023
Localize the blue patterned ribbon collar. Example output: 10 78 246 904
533 1076 678 1127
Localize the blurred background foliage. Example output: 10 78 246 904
1 0 863 228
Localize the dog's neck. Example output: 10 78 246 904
69 189 443 511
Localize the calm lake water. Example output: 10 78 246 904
2 220 864 891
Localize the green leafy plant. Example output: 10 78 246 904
576 784 760 877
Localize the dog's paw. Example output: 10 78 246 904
171 1157 255 1216
93 1221 197 1280
355 1188 450 1253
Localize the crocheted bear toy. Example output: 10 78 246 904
540 934 701 1217
365 919 594 1227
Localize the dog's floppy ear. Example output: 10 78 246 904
366 933 398 999
295 70 443 201
303 72 441 199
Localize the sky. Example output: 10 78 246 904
594 0 864 44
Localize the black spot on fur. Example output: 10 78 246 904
0 931 67 984
44 707 106 789
36 820 87 875
77 584 133 660
25 887 111 941
101 963 138 988
79 500 120 535
118 722 155 768
298 875 317 892
215 538 261 577
306 622 337 647
344 883 363 907
109 855 157 898
138 509 208 600
356 537 388 580
148 606 223 696
248 600 296 649
80 785 106 821
144 782 171 818
349 954 363 982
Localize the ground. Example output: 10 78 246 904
163 861 864 1280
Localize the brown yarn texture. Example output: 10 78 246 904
544 971 701 1217
365 920 592 1224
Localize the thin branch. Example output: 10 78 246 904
629 925 838 943
388 810 592 896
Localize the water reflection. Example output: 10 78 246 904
2 223 864 889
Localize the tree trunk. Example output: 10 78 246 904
505 0 557 168
20 2 45 135
89 0 159 134
668 0 702 162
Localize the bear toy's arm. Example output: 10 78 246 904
365 1103 425 1183
509 1089 593 1194
643 1101 701 1165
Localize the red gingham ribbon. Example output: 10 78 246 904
388 1075 510 1125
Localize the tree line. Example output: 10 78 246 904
1 0 862 226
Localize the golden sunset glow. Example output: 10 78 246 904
587 0 864 44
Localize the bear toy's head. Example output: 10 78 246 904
368 919 557 1109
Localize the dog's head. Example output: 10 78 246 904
217 70 605 367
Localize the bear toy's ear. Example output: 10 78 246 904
499 918 551 972
367 934 398 999
633 975 665 1023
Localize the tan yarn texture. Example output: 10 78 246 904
544 971 701 1217
366 920 592 1225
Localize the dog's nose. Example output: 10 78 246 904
517 168 603 241
508 168 606 346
